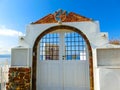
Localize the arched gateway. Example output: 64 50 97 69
8 10 112 90
33 25 94 90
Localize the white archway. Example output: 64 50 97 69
32 25 94 90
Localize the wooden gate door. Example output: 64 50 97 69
37 30 90 90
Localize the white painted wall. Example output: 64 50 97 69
98 68 120 90
19 21 108 48
11 21 120 90
16 21 109 67
11 47 30 66
97 48 120 66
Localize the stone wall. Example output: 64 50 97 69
6 67 31 90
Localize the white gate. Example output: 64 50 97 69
37 30 90 90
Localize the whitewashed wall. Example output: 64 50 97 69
11 21 113 90
11 47 31 66
16 21 108 66
23 21 108 48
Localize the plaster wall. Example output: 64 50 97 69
98 68 120 90
19 21 108 48
11 21 111 90
92 48 99 90
16 22 107 67
97 48 120 66
11 48 31 66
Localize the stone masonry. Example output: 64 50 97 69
6 67 31 90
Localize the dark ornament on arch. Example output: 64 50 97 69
54 9 68 22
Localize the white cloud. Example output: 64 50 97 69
0 48 11 55
0 25 24 54
0 25 24 37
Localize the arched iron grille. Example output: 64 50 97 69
39 30 87 61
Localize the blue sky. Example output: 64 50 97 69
0 0 120 54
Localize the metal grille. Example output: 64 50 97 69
39 31 87 61
40 32 59 60
65 32 87 60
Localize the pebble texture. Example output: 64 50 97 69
6 67 31 90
